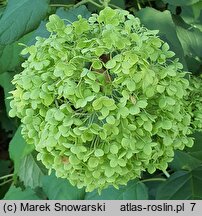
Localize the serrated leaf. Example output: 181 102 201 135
85 180 148 200
3 186 41 200
0 0 49 45
18 153 46 189
156 167 202 199
9 126 34 174
42 172 85 200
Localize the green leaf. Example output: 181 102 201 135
0 72 15 113
18 153 46 189
180 2 202 31
189 132 202 161
3 186 41 200
171 132 202 171
0 0 49 45
9 126 34 174
0 160 12 177
0 32 32 74
162 0 200 6
156 167 202 199
85 180 148 200
56 5 91 24
176 26 202 58
137 8 187 68
27 21 50 45
42 172 85 200
170 150 202 171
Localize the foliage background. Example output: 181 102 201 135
0 0 202 200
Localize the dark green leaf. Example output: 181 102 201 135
0 72 15 113
156 166 202 199
189 132 202 161
18 153 45 189
3 185 41 200
56 5 91 24
9 126 34 174
176 26 202 58
170 150 202 171
144 181 165 200
27 21 50 45
0 160 12 177
0 32 32 74
137 8 187 68
42 172 85 200
0 0 49 45
85 180 148 200
180 2 202 31
162 0 200 6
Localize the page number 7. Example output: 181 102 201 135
190 203 196 211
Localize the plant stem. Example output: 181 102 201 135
108 3 122 9
148 0 152 7
0 174 14 180
0 179 13 186
50 4 74 8
136 0 142 10
75 0 102 8
163 170 170 178
141 178 166 183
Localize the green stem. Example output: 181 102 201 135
136 0 142 10
50 4 74 8
102 0 110 7
75 0 102 8
141 178 166 183
108 3 122 10
0 179 13 186
163 170 170 178
0 174 14 180
148 0 152 7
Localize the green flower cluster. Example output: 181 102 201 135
9 7 195 192
188 74 202 131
